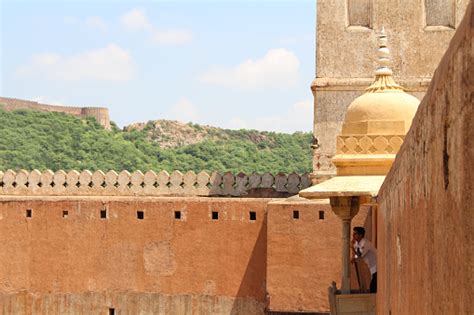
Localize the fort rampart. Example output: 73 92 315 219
0 170 312 198
0 97 111 130
0 169 369 314
377 4 473 314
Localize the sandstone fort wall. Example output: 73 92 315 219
0 170 312 198
377 3 473 313
0 97 111 130
0 197 269 314
266 198 370 313
0 176 370 314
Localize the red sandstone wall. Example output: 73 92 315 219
377 4 473 314
266 198 371 313
0 197 269 314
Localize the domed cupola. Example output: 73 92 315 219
333 28 420 176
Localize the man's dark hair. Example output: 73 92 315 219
353 226 365 237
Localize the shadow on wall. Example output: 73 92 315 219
230 212 267 315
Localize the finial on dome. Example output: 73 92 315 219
366 27 404 93
375 27 392 76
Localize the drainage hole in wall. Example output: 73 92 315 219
319 210 325 220
137 210 144 220
293 210 299 219
212 211 219 220
249 211 256 221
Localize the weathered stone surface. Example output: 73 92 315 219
183 171 197 195
157 170 171 195
266 198 371 313
234 172 248 196
40 169 54 194
66 170 80 194
196 171 210 196
0 291 266 315
53 170 67 194
377 5 473 314
130 170 145 195
170 170 184 195
0 197 269 314
0 170 311 197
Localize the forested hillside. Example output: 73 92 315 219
0 108 312 173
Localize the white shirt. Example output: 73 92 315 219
354 238 377 274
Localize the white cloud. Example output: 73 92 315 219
226 100 313 133
85 16 107 31
151 29 192 45
15 44 134 82
164 98 200 123
119 8 192 45
120 8 152 32
200 48 300 90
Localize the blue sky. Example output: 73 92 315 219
1 0 316 132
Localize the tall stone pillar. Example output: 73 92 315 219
330 196 360 293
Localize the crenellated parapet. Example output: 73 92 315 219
0 169 312 197
0 96 111 130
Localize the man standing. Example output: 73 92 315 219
351 226 377 293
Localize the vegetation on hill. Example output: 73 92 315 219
0 108 312 173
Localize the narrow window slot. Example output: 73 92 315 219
100 210 107 219
249 211 256 221
137 211 144 220
174 211 181 220
109 308 115 315
26 209 32 218
63 210 69 218
293 210 299 219
212 211 219 220
319 210 325 220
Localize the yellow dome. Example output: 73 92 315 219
332 28 420 176
342 89 419 135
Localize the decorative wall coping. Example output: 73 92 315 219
0 170 312 197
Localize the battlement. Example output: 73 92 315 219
0 96 111 130
0 169 312 197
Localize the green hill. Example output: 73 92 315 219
0 108 312 173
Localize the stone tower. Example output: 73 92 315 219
311 0 469 179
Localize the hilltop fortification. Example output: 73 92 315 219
0 96 110 130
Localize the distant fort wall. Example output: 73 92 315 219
0 96 111 130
